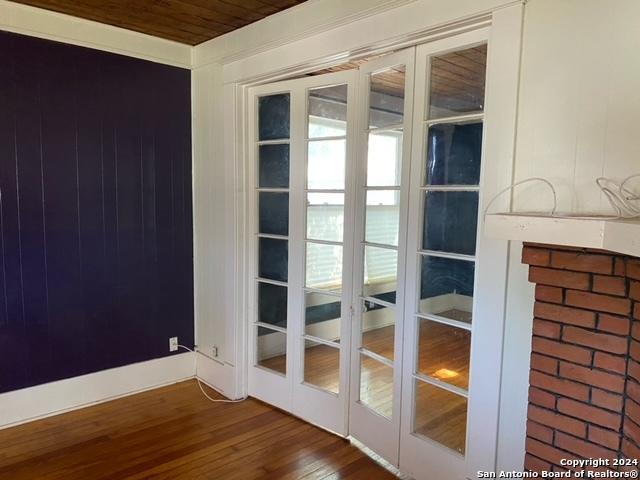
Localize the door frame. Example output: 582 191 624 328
234 5 523 478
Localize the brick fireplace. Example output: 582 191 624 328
521 243 640 472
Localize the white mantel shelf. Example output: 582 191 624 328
484 213 640 257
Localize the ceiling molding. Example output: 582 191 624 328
0 0 191 68
192 0 418 69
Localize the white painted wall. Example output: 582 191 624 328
513 0 640 216
496 0 640 470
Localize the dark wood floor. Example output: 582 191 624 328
0 380 398 479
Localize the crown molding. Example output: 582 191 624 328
0 0 191 68
192 0 417 69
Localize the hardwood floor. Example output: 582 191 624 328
0 380 398 479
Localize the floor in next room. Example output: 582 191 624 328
0 380 399 479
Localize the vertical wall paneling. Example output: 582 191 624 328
0 30 194 394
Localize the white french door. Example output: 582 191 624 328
348 48 415 465
246 24 510 480
247 70 358 435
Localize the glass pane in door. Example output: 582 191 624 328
361 301 395 361
256 326 287 375
304 340 340 394
360 354 393 418
427 45 487 120
413 379 467 454
369 66 405 128
417 319 470 389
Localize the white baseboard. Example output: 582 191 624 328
196 352 240 400
0 352 195 430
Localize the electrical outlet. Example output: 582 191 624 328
169 337 178 352
212 346 219 358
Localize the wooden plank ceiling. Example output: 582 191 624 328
9 0 308 45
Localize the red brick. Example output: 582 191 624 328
535 285 564 304
621 438 640 460
534 302 596 328
566 290 632 315
628 259 640 281
527 420 554 443
531 337 592 366
627 398 640 426
631 281 640 301
614 257 626 276
624 417 640 445
551 251 613 274
591 388 624 411
523 247 551 266
593 275 627 296
526 437 577 466
529 267 590 290
597 314 631 336
557 398 622 430
524 453 552 473
529 386 557 409
634 322 640 340
629 340 640 362
588 425 621 450
530 370 589 401
531 353 559 375
562 326 628 355
593 351 628 374
629 359 640 384
555 431 617 460
533 319 561 339
528 404 586 437
627 379 640 404
635 303 640 320
559 362 625 393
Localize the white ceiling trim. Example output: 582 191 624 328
191 0 417 69
0 0 191 68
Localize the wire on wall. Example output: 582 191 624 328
484 175 640 221
177 345 248 404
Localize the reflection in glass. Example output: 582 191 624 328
304 340 340 394
306 242 343 292
259 144 289 188
308 139 346 190
363 246 397 302
369 66 405 129
259 192 289 236
365 190 400 246
361 301 395 361
419 256 474 323
258 282 287 328
256 326 287 375
307 193 344 242
366 130 403 187
417 319 470 389
308 84 348 138
305 292 341 343
413 379 467 454
423 191 479 256
425 122 483 186
428 44 487 120
258 238 288 282
360 354 393 419
259 93 290 141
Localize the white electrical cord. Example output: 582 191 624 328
177 345 248 404
484 175 640 220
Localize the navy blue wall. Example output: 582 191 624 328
0 31 194 394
